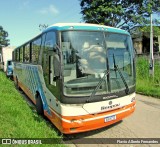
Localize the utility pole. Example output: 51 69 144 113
149 13 154 77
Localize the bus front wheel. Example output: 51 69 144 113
36 94 44 115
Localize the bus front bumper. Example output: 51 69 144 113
61 101 136 134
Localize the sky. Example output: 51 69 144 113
0 0 159 47
0 0 82 47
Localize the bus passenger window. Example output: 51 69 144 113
24 44 30 63
32 37 42 64
16 49 20 62
20 47 23 62
42 31 60 99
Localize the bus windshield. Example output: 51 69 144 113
61 31 135 97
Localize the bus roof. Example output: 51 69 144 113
14 23 130 50
43 23 129 35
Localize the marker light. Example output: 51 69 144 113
69 26 74 29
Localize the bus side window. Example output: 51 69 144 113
16 48 20 62
42 31 60 99
32 37 42 64
20 47 23 62
39 34 46 65
24 44 30 63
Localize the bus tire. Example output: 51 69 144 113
36 95 44 115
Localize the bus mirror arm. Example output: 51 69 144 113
53 76 60 81
53 44 62 55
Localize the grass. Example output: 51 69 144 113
0 71 66 146
136 56 160 98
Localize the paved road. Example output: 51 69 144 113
63 94 160 147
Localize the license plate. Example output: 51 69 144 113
104 115 116 122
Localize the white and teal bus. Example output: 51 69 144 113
12 23 136 134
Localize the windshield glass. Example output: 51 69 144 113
106 33 135 92
61 31 135 97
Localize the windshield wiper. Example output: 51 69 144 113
86 70 110 103
113 54 129 94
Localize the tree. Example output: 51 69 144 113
80 0 160 30
0 26 10 50
140 26 160 36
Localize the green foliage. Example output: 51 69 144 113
80 0 160 30
136 57 160 98
140 26 160 36
136 56 149 80
0 26 10 48
154 61 160 85
0 71 65 146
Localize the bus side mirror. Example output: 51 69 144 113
53 53 60 81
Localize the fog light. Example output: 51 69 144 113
70 119 83 123
131 97 136 102
70 127 77 131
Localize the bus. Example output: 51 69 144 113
6 60 13 78
12 23 136 134
1 46 14 72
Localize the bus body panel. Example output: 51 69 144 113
45 100 135 134
57 93 135 116
13 63 52 115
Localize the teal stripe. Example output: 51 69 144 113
43 24 129 35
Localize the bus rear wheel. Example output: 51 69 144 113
36 95 44 115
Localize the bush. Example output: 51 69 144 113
136 56 160 98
